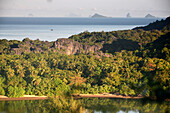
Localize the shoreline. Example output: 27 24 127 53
73 94 170 101
1 94 169 101
0 95 47 101
0 94 144 101
72 94 144 99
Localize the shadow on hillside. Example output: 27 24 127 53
145 32 170 59
133 17 170 31
146 32 170 49
10 44 19 48
101 39 140 54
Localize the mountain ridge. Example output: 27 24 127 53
133 16 170 30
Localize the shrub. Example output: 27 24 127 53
7 86 25 97
0 87 5 95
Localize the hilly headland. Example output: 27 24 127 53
0 16 169 101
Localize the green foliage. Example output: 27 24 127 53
7 86 25 97
52 78 71 96
69 29 165 47
0 47 169 98
0 19 169 99
0 87 5 95
0 76 5 95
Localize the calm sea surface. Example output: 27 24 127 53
0 17 163 41
0 25 140 41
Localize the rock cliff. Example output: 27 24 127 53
53 38 102 55
1 38 104 56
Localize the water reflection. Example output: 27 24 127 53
0 97 169 113
80 98 169 113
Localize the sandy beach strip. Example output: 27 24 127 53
1 94 169 101
73 94 144 99
0 95 47 101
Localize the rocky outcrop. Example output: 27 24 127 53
2 37 139 58
53 38 102 55
145 14 156 18
126 13 131 18
7 39 51 55
91 13 108 18
3 38 104 56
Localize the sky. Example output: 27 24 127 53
0 0 169 17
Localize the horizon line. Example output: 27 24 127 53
0 16 166 18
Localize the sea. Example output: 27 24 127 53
0 17 163 41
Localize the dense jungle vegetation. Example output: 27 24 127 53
0 17 169 99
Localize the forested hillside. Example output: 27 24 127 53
133 16 170 30
0 16 169 99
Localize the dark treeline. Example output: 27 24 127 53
0 16 169 100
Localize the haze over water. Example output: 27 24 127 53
0 17 162 41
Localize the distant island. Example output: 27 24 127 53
145 14 156 18
90 13 108 18
90 13 157 18
126 13 131 18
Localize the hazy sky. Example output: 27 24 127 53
0 0 169 17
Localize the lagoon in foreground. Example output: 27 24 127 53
0 98 169 113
